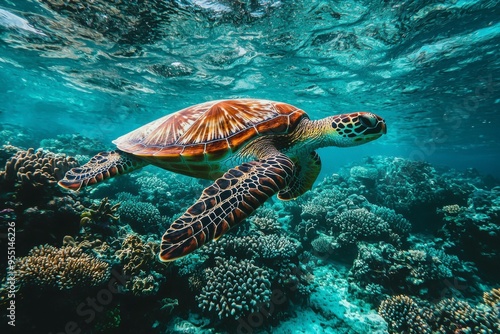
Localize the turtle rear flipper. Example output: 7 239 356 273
159 153 295 262
58 150 148 191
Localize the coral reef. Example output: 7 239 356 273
348 242 474 302
0 148 78 193
438 186 500 278
118 200 161 235
434 298 500 333
378 295 431 334
16 244 110 290
248 206 283 235
308 194 411 258
2 151 499 333
201 233 301 262
483 287 500 308
379 295 500 334
80 197 121 227
0 148 87 252
196 257 272 319
39 134 107 156
115 234 168 296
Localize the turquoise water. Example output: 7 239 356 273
1 1 499 333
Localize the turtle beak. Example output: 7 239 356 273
358 113 386 136
379 117 387 134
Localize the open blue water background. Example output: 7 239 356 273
1 0 499 177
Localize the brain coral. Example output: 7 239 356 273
16 244 110 290
197 257 271 319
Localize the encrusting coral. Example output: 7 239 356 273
197 256 272 319
16 244 110 290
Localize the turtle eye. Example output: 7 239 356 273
358 114 376 128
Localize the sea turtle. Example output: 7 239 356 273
58 99 386 262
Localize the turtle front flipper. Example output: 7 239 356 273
58 150 148 191
278 151 321 200
159 154 295 262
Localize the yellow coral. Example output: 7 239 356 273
115 234 160 276
16 244 110 290
483 287 500 307
441 204 464 215
1 148 78 187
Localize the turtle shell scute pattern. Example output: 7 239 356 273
112 99 307 158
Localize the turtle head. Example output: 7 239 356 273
324 112 386 147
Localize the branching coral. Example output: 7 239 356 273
249 206 282 235
80 197 120 226
16 244 110 290
201 233 300 261
118 200 161 234
197 257 271 319
379 294 500 334
378 295 431 333
331 208 390 246
115 234 167 296
311 233 337 254
434 298 500 333
349 242 470 301
483 287 500 308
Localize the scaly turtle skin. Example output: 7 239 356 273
58 99 386 262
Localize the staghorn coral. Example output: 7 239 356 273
197 257 271 319
16 244 110 290
378 295 431 333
